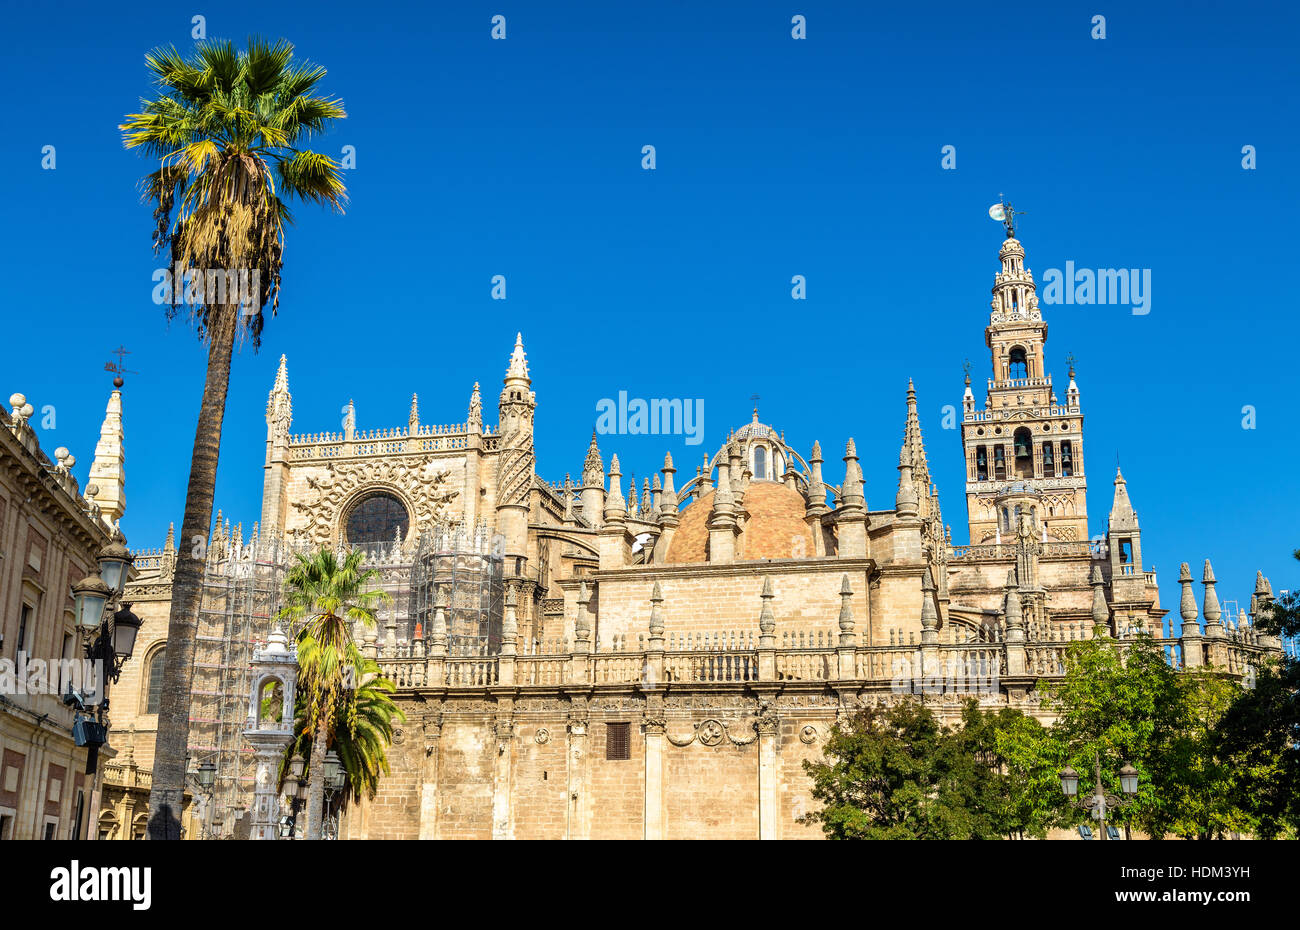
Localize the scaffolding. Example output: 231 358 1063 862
187 535 295 837
184 523 504 834
412 524 505 657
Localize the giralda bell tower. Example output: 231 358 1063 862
960 205 1089 547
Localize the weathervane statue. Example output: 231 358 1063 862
988 195 1026 238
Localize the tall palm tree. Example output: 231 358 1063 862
279 548 391 839
121 37 347 840
283 645 405 822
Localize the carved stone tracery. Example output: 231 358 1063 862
289 458 460 545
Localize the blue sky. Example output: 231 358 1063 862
2 1 1297 624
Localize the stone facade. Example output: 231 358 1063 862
111 229 1282 839
0 389 123 839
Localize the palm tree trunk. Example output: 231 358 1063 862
305 715 329 840
146 306 239 840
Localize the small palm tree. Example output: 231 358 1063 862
284 645 405 814
279 548 391 840
122 37 346 840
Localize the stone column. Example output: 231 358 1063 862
758 578 777 681
566 700 590 840
499 587 518 686
491 714 515 840
836 575 857 680
417 712 442 840
755 706 779 840
643 712 666 840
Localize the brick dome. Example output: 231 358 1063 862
664 481 814 563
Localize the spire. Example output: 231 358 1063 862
273 353 288 391
841 439 866 510
903 379 930 479
921 567 939 642
1202 559 1223 636
895 445 919 517
1108 467 1139 532
1178 562 1200 637
649 581 665 642
408 393 420 432
659 452 678 516
504 332 530 385
343 399 356 439
87 385 126 524
604 454 626 523
758 577 776 643
837 575 855 645
582 431 603 487
467 382 482 430
266 354 292 439
1004 568 1024 630
805 441 827 514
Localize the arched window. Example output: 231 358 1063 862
1009 346 1028 379
753 446 768 480
345 492 410 553
1013 427 1033 478
145 647 166 714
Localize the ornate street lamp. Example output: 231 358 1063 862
72 573 111 632
96 537 133 596
67 535 140 775
322 750 347 840
282 753 307 839
1060 751 1139 840
324 750 344 790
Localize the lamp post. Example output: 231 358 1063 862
280 753 307 839
187 760 218 839
68 533 141 776
1060 751 1139 840
321 750 346 840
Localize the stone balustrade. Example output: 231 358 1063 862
374 632 1269 692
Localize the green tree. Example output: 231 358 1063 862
801 702 1022 839
1041 632 1184 836
1211 550 1300 838
285 644 405 808
124 38 347 840
958 701 1060 838
279 548 390 840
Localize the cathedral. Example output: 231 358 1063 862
106 226 1280 840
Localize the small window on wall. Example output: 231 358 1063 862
606 722 631 760
753 446 768 480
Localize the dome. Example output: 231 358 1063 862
665 481 815 564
